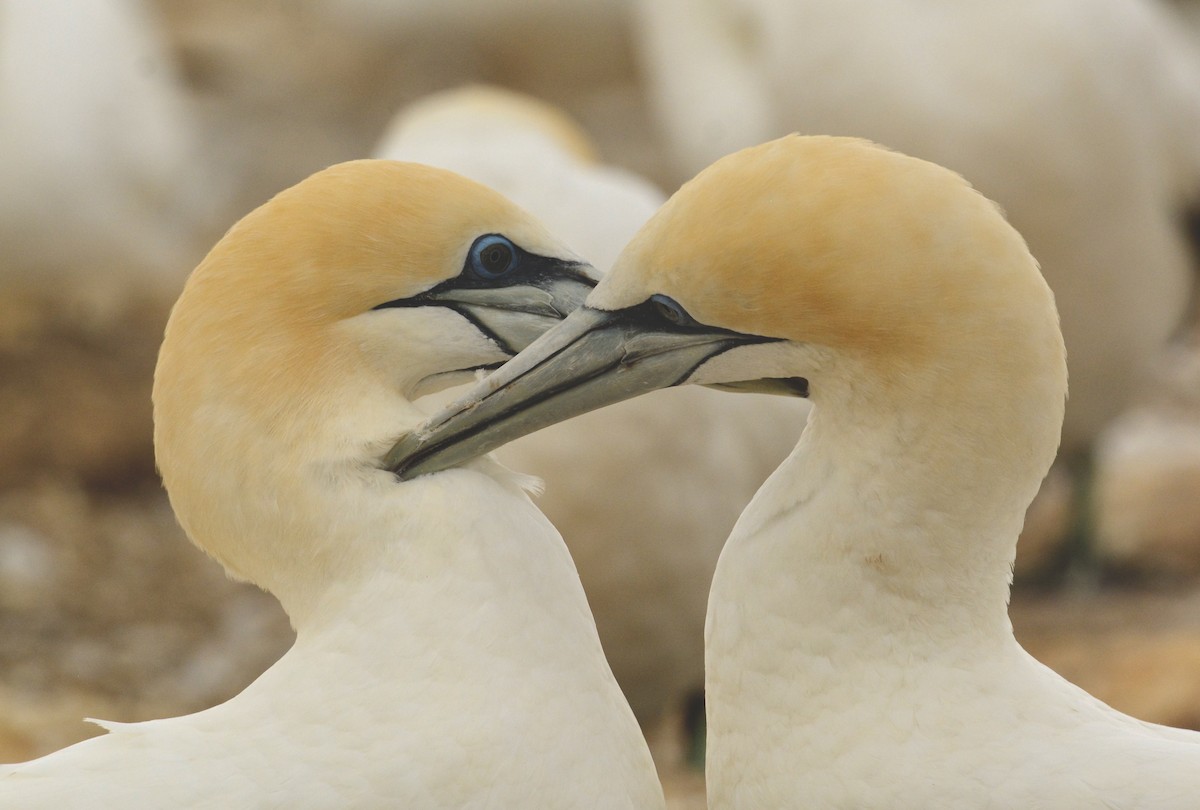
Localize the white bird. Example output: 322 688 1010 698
374 85 664 274
0 160 664 809
391 136 1200 808
375 85 807 731
634 0 1200 450
0 0 215 302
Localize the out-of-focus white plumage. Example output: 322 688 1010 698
377 87 808 729
0 0 215 297
635 0 1200 448
374 85 663 273
0 161 662 808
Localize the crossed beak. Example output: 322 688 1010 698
384 299 804 479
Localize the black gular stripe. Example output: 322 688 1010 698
369 239 595 355
619 298 794 385
440 306 511 354
621 299 808 396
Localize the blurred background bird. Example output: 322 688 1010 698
3 1 1200 804
0 0 223 306
373 84 663 273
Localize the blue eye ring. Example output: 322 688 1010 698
468 234 519 279
650 294 693 326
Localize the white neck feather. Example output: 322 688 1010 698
706 339 1065 732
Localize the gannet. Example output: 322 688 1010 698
634 0 1200 450
387 136 1200 807
373 85 664 274
0 0 213 298
0 160 664 809
376 85 807 731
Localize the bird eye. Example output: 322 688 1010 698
469 234 518 279
650 294 693 326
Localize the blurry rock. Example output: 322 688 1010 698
1013 463 1075 581
0 524 57 614
1093 411 1200 576
1092 341 1200 577
1012 587 1200 730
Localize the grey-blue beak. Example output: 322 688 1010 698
383 298 797 480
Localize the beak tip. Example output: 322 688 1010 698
382 435 419 477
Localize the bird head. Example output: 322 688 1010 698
152 160 593 589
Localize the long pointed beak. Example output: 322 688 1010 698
383 302 780 480
409 266 598 354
